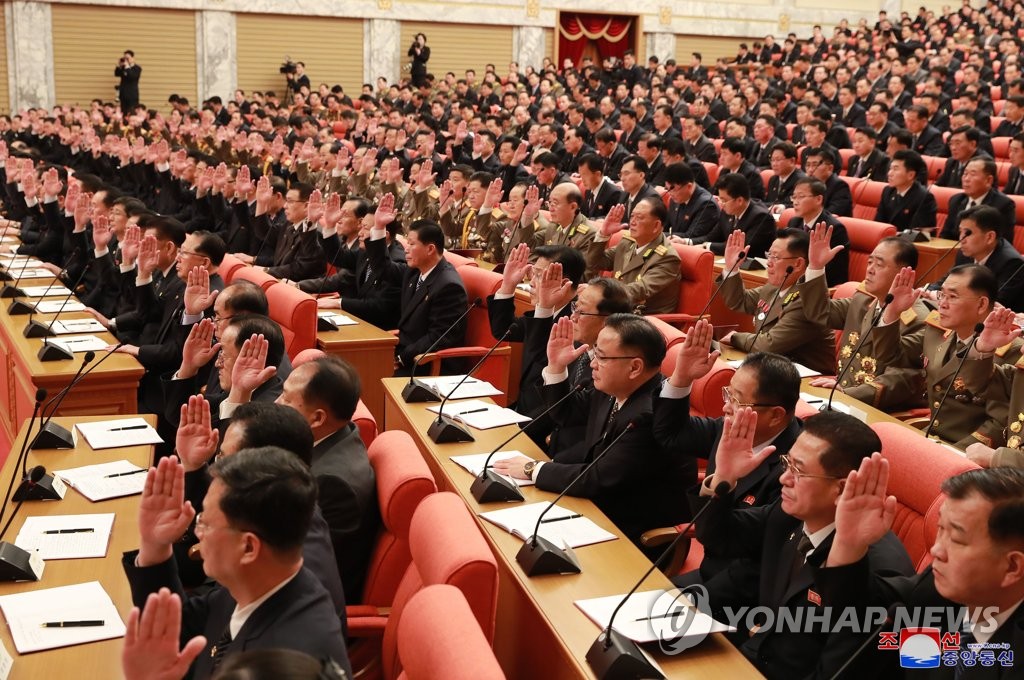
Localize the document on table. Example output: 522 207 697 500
4 268 53 279
14 514 115 559
47 319 106 335
316 311 358 326
34 299 86 314
479 501 617 548
450 450 535 487
76 418 162 450
575 589 735 645
418 376 503 400
0 581 125 653
18 285 71 298
426 400 532 430
54 460 147 501
0 257 44 268
47 335 107 353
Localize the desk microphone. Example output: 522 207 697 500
914 231 968 287
517 422 635 576
250 215 279 267
0 389 46 581
746 266 793 353
899 225 937 243
428 323 517 444
33 260 92 360
16 250 77 321
693 251 745 323
828 602 903 680
313 235 347 332
402 297 481 402
823 293 894 412
0 250 34 298
0 219 19 281
586 480 730 679
32 347 121 449
923 322 984 439
472 384 585 503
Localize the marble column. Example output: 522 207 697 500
513 26 545 71
196 10 236 102
645 32 676 63
7 1 54 110
364 19 401 86
879 0 901 18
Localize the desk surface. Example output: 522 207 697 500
0 414 154 680
316 312 398 425
381 378 757 680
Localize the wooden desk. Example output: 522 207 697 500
382 378 756 680
316 313 398 424
0 279 144 453
915 238 958 285
0 414 154 680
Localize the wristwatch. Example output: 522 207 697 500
523 460 538 477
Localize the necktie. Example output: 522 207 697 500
966 198 977 211
416 276 424 291
571 353 588 386
602 398 620 440
210 627 232 670
363 262 372 284
953 629 975 680
787 533 814 588
912 134 919 149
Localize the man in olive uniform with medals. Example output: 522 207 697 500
875 263 1008 450
584 198 681 314
472 178 539 264
801 227 930 410
719 228 837 375
527 182 596 273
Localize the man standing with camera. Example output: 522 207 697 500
408 33 430 88
115 50 141 114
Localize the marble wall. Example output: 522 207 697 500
364 18 401 85
8 1 54 110
196 10 236 101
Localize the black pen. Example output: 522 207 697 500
43 528 94 534
540 514 582 524
105 469 145 478
41 620 105 628
634 610 684 622
108 425 148 432
456 407 488 416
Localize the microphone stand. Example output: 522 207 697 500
923 323 984 439
692 252 746 322
31 348 110 449
822 293 893 411
313 232 347 331
0 249 34 298
0 389 47 580
0 219 18 281
746 265 794 353
402 297 482 402
914 231 968 287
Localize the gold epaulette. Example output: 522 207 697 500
924 310 946 331
654 244 668 255
429 188 440 200
576 224 590 234
491 207 504 218
995 342 1016 357
620 233 635 241
900 308 918 325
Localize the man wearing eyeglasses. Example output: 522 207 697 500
875 263 1009 450
718 228 837 374
648 320 804 592
493 314 692 552
692 408 913 679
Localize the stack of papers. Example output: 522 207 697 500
418 376 502 399
76 418 162 449
0 581 125 653
54 460 147 501
34 299 86 314
47 335 106 353
450 450 536 487
317 311 358 326
575 589 735 644
479 501 617 548
14 514 115 559
47 319 106 335
19 285 71 298
426 400 531 430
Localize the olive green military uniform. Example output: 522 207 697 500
585 232 681 314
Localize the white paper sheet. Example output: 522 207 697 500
18 285 71 298
479 501 617 548
426 400 532 430
54 460 147 501
75 418 163 450
575 589 734 644
34 300 86 314
47 335 107 353
316 312 358 326
47 319 106 335
14 514 115 559
418 376 503 400
0 581 125 653
450 450 535 487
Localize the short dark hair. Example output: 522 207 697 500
878 236 919 269
215 649 346 680
209 446 316 554
603 314 666 369
577 153 605 174
228 314 286 370
288 181 314 201
959 204 1003 235
224 280 269 316
773 141 798 160
741 352 800 414
230 402 314 465
588 277 633 315
638 196 668 224
664 162 696 187
533 244 586 286
409 219 446 253
946 263 997 306
777 227 810 260
189 230 226 266
892 149 925 176
304 356 361 421
801 411 881 478
795 177 826 197
143 216 186 247
721 137 749 156
966 157 998 180
623 155 649 177
942 467 1024 546
716 172 751 200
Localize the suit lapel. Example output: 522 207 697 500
398 265 436 326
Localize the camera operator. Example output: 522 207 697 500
114 50 142 115
287 61 311 94
408 33 430 88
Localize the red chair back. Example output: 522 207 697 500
443 251 477 268
929 185 962 232
993 136 1012 161
840 217 897 281
220 253 246 283
352 399 378 449
231 265 278 292
923 156 948 185
674 244 714 316
266 283 318 359
852 180 886 220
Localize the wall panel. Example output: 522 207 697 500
399 21 513 80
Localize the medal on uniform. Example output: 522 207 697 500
1009 435 1022 449
756 312 766 320
1011 421 1022 433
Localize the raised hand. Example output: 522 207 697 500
375 192 396 229
359 147 379 175
881 266 920 325
92 214 112 251
229 334 277 402
184 266 218 315
306 189 325 225
546 315 588 373
512 140 530 165
42 168 63 198
499 243 531 293
299 138 316 162
415 159 436 189
122 588 206 680
234 165 254 197
537 261 572 309
976 305 1022 353
21 170 38 200
178 318 220 379
335 146 350 172
828 452 895 567
137 235 161 278
175 394 219 473
438 179 454 212
121 224 142 266
254 175 272 210
808 222 844 271
323 192 342 228
64 180 80 212
670 318 720 388
600 203 626 237
713 407 776 488
73 192 93 232
723 228 748 271
212 163 228 194
455 120 468 145
484 176 503 208
522 184 542 222
137 456 195 567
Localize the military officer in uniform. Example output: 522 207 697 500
719 228 837 375
585 198 681 314
526 182 596 272
472 179 539 264
802 229 930 410
875 263 1009 450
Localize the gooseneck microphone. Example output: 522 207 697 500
693 251 746 323
402 297 482 402
923 322 985 439
823 293 894 412
914 230 969 287
746 265 794 353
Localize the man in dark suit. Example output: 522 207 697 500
618 156 659 222
694 412 914 680
818 463 1024 680
805 149 853 217
936 126 989 189
941 158 1017 241
943 205 1024 312
784 178 850 285
751 115 781 169
617 108 644 154
847 127 890 180
594 127 630 182
865 101 900 149
994 95 1024 137
257 182 325 282
904 105 947 157
654 325 804 590
694 173 775 258
718 137 766 202
123 448 352 679
368 195 468 375
577 153 625 219
275 355 380 605
494 314 692 553
765 142 806 210
681 115 718 163
875 150 938 234
664 162 721 242
558 127 594 175
114 50 141 114
1004 133 1024 196
837 86 868 129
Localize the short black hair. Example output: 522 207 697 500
946 263 997 307
638 196 668 224
892 149 925 176
942 468 1024 546
801 411 881 478
589 277 633 315
577 153 605 174
224 280 269 316
721 137 749 156
143 216 186 247
304 356 361 421
623 155 648 177
533 244 586 287
664 162 696 186
716 172 751 201
409 219 446 253
189 230 226 266
741 352 800 414
777 227 810 260
228 314 286 370
210 446 316 554
878 236 919 269
603 314 666 369
230 402 314 465
959 204 1003 235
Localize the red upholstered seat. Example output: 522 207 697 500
231 265 278 291
852 180 886 220
929 185 961 232
219 253 246 283
651 244 714 329
839 216 897 282
266 282 317 359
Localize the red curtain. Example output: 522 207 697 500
558 13 634 69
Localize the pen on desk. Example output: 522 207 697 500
107 425 148 432
540 514 582 524
43 528 94 534
634 611 683 622
802 397 824 404
105 468 146 478
456 407 488 416
41 620 105 628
